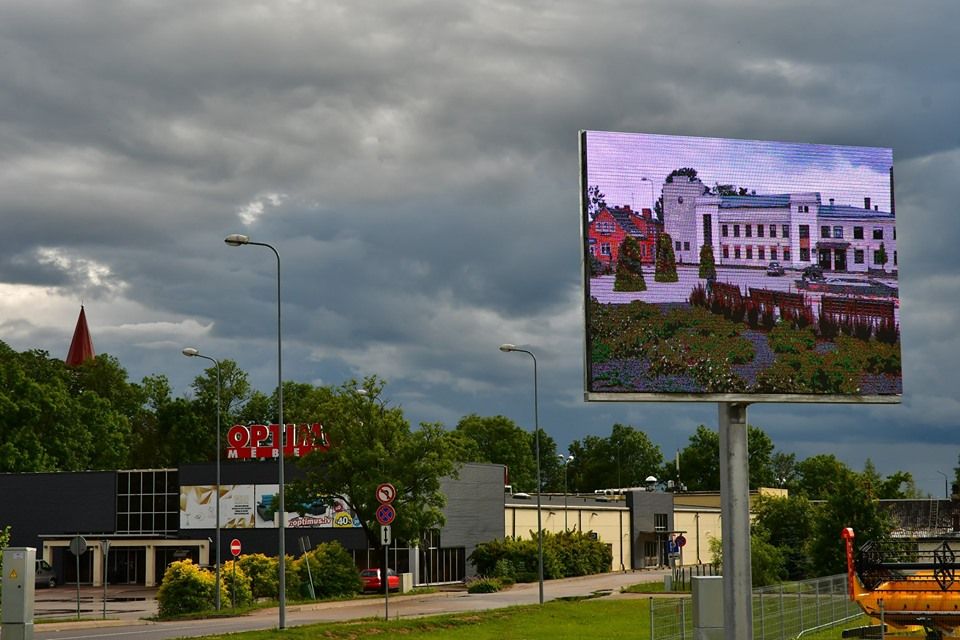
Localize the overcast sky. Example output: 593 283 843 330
1 0 958 497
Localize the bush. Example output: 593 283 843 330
469 530 613 582
654 233 679 282
698 244 716 279
157 559 220 617
467 577 503 593
613 236 647 292
221 559 254 607
236 553 277 599
299 541 362 599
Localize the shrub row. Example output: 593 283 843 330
156 541 361 617
468 530 613 583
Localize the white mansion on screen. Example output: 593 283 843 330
662 175 896 275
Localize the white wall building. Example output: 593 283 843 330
663 176 897 274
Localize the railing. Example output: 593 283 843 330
650 574 862 640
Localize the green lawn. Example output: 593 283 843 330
186 597 877 640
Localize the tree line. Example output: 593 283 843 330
1 340 954 562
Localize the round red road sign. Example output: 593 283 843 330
675 535 687 548
230 538 242 557
376 482 397 504
376 503 396 525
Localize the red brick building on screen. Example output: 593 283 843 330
587 205 660 269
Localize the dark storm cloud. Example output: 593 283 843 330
1 0 958 493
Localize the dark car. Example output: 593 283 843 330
36 559 57 588
802 264 824 280
360 567 400 592
765 261 785 276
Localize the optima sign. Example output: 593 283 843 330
227 423 330 459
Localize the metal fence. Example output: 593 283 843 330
650 574 863 640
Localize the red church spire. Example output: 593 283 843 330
66 305 95 367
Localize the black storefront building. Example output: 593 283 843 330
0 461 505 588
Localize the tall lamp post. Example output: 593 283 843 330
559 454 574 530
181 347 222 610
499 343 544 605
937 471 949 499
225 233 287 629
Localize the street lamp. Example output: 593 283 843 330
559 454 574 530
937 470 949 499
181 347 222 611
225 233 287 629
499 343 544 605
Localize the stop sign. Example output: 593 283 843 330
230 538 242 557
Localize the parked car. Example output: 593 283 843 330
36 559 57 588
765 261 785 276
802 264 824 281
360 567 400 592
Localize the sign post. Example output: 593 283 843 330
375 483 396 621
69 535 87 620
230 539 241 608
100 540 110 619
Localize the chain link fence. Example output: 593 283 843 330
650 574 863 640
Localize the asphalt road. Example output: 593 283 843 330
23 570 669 640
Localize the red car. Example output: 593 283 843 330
360 567 400 592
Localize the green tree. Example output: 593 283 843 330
665 168 698 183
678 425 720 491
586 185 606 220
809 476 891 576
655 232 678 283
613 236 647 292
698 244 716 279
752 494 815 579
677 424 777 491
794 454 856 500
189 359 252 424
568 424 662 492
454 415 535 492
876 242 888 272
293 376 460 548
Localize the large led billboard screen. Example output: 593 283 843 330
580 130 901 403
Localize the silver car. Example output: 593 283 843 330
36 559 57 588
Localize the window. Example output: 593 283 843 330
721 224 728 237
596 221 614 235
117 469 179 534
783 248 791 261
733 224 740 237
601 243 611 256
799 247 809 261
798 225 808 239
757 224 764 237
654 513 668 532
746 246 753 259
854 249 864 264
745 224 752 238
734 246 741 259
783 224 791 238
675 240 681 251
770 247 777 260
833 226 843 239
797 205 809 213
873 249 885 265
722 245 729 259
854 226 864 240
758 246 765 260
683 241 690 251
820 225 830 238
873 228 883 240
769 225 777 238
